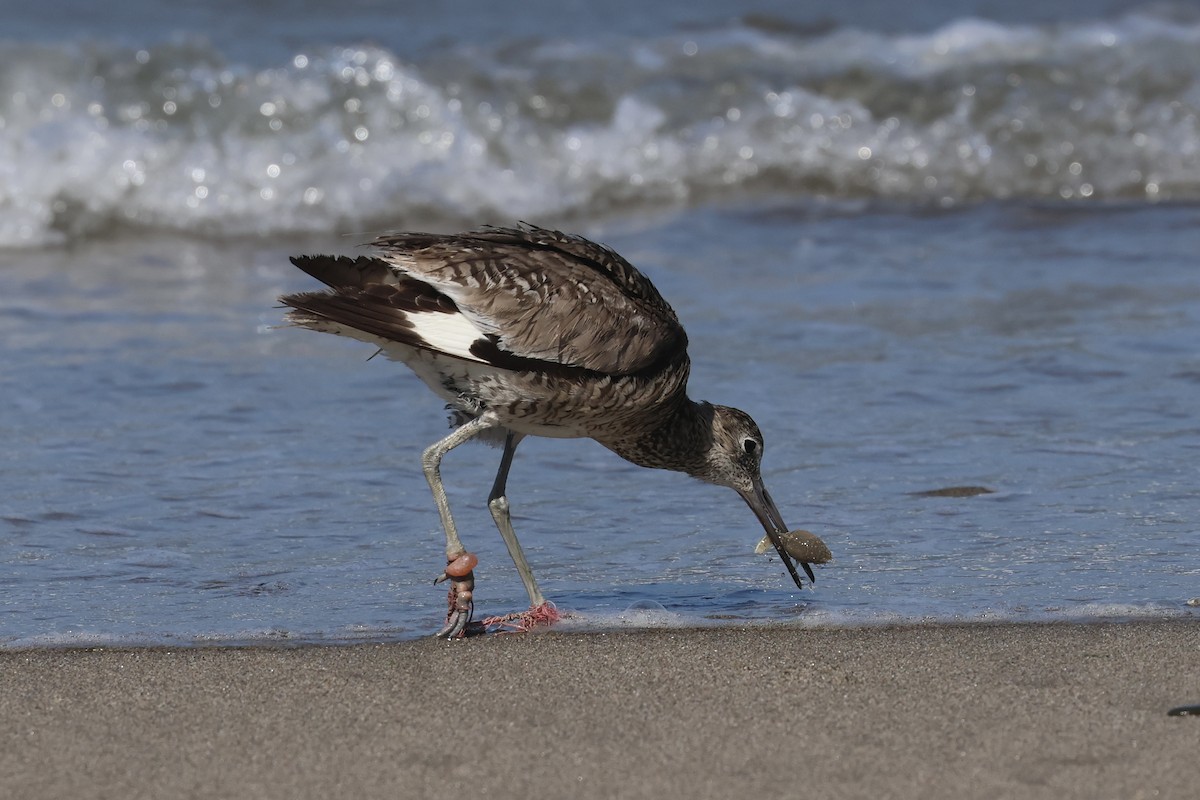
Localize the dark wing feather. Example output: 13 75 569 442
280 280 464 355
288 255 458 313
280 252 467 357
287 254 398 289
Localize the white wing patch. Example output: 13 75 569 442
407 308 491 363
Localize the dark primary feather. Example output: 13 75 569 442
283 287 427 354
288 255 459 313
287 254 398 290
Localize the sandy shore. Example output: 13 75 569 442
2 620 1196 799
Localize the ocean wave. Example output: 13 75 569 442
3 6 1200 246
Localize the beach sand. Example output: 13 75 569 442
2 620 1196 799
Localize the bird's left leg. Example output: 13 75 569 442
422 413 502 638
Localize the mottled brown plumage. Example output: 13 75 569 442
279 224 820 637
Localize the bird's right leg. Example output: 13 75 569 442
487 432 546 609
422 414 501 638
477 431 560 632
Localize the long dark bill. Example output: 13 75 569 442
739 477 816 589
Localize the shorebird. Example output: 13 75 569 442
280 224 819 637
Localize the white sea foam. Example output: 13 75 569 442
2 8 1200 247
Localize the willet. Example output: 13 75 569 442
279 224 821 637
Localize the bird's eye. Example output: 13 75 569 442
742 438 759 456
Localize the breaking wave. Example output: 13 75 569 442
3 5 1200 246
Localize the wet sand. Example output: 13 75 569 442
2 620 1197 799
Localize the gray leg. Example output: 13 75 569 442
422 414 500 561
488 432 547 608
422 414 500 638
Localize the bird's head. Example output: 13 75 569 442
697 405 816 590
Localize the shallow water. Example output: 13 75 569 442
2 200 1198 646
2 0 1199 646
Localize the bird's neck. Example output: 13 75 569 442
599 398 713 477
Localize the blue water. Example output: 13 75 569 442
2 1 1198 646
